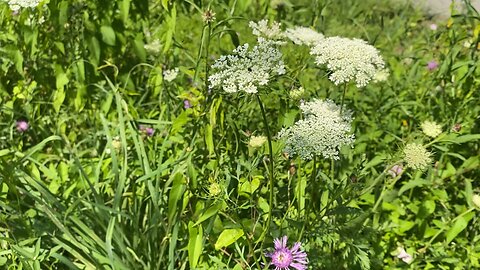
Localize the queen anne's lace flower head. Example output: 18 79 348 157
285 26 324 46
278 99 354 160
373 69 390 83
6 0 41 11
248 135 267 148
310 36 385 87
473 194 480 209
208 38 286 94
403 143 432 170
163 68 179 82
249 19 284 40
421 120 442 138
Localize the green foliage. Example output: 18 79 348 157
1 0 480 269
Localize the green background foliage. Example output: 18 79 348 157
1 0 479 269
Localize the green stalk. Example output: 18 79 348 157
204 23 212 94
340 83 347 114
256 94 275 246
298 156 316 241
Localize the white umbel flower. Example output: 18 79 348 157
163 68 179 82
310 36 385 87
248 135 267 148
208 38 286 94
421 120 442 138
7 0 41 11
144 39 162 54
285 26 324 46
278 99 354 160
403 143 432 170
373 69 390 83
249 20 284 39
473 194 480 209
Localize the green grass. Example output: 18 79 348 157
1 0 480 269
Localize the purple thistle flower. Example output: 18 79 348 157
388 164 403 178
427 60 438 71
183 100 191 109
144 127 155 136
16 120 29 132
266 236 308 270
139 125 155 137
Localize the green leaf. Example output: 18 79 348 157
257 197 270 216
361 154 387 173
0 149 12 157
56 72 69 90
205 124 214 156
58 1 69 27
13 49 23 74
194 202 223 226
162 4 176 52
0 256 7 266
239 177 261 195
133 37 146 62
101 25 116 46
119 0 131 24
188 222 203 268
168 173 186 223
53 71 68 113
446 216 469 244
214 228 244 250
417 200 436 219
465 179 473 208
398 178 429 195
88 37 101 66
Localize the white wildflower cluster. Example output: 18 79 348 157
421 120 442 138
285 26 324 46
403 143 432 170
163 68 179 82
289 86 305 100
6 0 41 12
278 99 354 160
144 39 161 54
249 19 284 40
310 36 385 87
208 38 286 94
248 135 267 148
373 69 390 83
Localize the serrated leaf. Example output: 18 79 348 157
214 228 244 250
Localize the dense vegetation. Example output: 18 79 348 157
1 0 480 269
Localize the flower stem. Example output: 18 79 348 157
205 23 211 92
340 83 347 114
256 94 275 245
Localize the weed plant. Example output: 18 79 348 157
0 0 479 269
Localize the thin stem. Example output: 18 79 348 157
204 23 211 93
256 94 275 246
340 83 347 114
330 159 334 183
299 156 316 241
